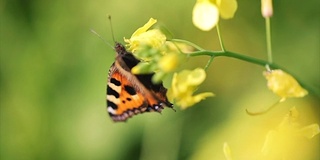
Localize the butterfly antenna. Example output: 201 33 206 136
108 15 116 43
90 29 113 48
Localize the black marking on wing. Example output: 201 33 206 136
136 74 163 92
124 85 136 95
122 53 140 69
110 78 121 86
107 86 119 98
107 100 118 110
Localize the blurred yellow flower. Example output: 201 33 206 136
263 69 308 101
158 52 180 73
261 107 320 158
298 124 320 139
167 68 214 109
223 142 233 160
165 41 195 53
124 18 166 52
192 0 237 31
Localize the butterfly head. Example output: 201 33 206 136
114 42 127 55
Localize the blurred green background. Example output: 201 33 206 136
1 0 319 159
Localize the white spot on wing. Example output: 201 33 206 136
108 107 116 114
108 82 121 93
107 95 120 104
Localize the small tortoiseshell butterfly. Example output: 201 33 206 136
107 42 174 122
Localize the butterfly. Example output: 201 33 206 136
106 42 174 122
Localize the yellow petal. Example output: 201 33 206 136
133 29 166 48
264 69 308 98
298 124 320 139
158 53 179 72
131 18 157 37
124 18 164 52
192 0 219 31
193 92 215 103
187 68 207 86
217 0 238 19
125 29 166 52
178 92 214 109
261 130 277 155
223 142 233 160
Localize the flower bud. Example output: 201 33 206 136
261 0 273 18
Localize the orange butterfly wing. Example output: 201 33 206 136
106 43 173 122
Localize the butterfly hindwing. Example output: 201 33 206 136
107 69 148 121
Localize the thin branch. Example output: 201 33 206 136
216 23 226 52
188 50 320 97
170 39 205 51
265 18 273 63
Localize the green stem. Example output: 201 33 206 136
246 98 282 116
169 38 319 97
265 18 273 63
189 50 320 97
204 56 214 71
190 50 269 66
170 39 205 51
216 23 225 51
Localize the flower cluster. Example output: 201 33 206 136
124 18 165 53
124 18 214 108
124 18 186 83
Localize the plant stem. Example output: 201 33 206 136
216 23 226 51
170 39 319 97
265 18 273 63
204 56 214 71
190 50 269 66
188 50 320 97
170 39 205 51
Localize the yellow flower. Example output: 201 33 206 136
124 18 189 84
167 68 214 109
192 0 237 31
124 18 166 52
263 69 308 101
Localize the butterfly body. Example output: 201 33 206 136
107 43 173 122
